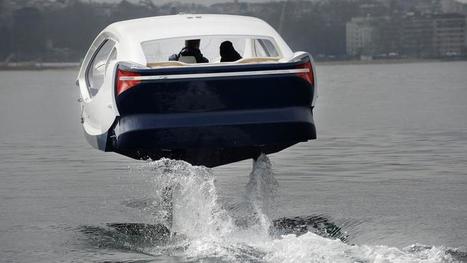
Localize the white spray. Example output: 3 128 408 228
245 154 279 235
134 157 458 263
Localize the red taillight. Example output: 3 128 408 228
296 61 314 85
116 69 141 96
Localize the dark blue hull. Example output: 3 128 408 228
111 107 315 167
108 59 316 167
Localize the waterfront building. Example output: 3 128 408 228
401 13 435 57
433 13 466 56
346 16 400 57
401 13 466 57
346 17 378 56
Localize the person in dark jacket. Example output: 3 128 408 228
220 41 242 62
169 39 209 63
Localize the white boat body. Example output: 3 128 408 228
76 14 317 166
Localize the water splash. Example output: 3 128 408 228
245 154 279 235
144 158 235 240
264 233 457 263
87 156 462 263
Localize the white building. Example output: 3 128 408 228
346 17 377 56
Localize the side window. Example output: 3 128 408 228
254 39 268 57
86 39 115 97
106 47 117 70
253 39 279 57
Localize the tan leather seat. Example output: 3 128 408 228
237 57 280 64
147 61 185 68
178 56 197 64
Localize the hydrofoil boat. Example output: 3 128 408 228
76 14 317 167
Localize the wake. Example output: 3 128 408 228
82 155 463 262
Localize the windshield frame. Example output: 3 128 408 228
140 34 282 64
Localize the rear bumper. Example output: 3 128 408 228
110 106 315 166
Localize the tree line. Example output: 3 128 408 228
0 0 403 62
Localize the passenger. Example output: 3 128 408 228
168 39 209 63
220 41 242 62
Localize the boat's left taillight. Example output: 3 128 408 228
296 60 314 86
116 69 141 96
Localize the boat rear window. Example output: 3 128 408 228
141 36 280 64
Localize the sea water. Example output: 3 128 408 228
0 61 466 262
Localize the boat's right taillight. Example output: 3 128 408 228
296 60 314 85
116 69 141 96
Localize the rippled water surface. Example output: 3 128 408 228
0 61 466 262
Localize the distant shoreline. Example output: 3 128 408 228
1 58 466 71
315 58 467 66
0 62 81 71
